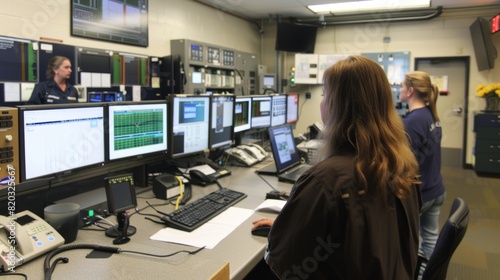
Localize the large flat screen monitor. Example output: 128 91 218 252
71 0 148 47
251 96 272 129
19 104 105 181
271 95 287 127
234 97 251 133
286 93 299 124
107 101 168 161
210 95 235 149
170 95 210 158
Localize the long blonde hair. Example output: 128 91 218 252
404 71 440 122
321 56 419 198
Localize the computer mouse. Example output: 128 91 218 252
189 169 214 183
251 226 272 237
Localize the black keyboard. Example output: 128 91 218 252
161 188 247 232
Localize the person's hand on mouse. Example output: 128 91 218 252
252 218 274 230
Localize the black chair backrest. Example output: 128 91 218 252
422 197 469 280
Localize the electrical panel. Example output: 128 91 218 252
170 39 257 95
234 51 258 96
0 107 19 189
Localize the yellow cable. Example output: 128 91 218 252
174 176 184 210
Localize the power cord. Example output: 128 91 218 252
43 244 205 280
0 272 28 279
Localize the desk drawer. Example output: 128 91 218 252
475 139 500 154
475 127 500 139
474 153 500 174
474 113 500 129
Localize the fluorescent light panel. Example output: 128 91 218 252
308 0 431 14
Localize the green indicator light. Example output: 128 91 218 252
88 210 94 217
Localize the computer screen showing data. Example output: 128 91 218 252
19 104 105 181
286 93 299 124
210 95 235 149
234 97 251 133
107 101 168 161
251 96 271 129
171 95 210 157
271 95 287 127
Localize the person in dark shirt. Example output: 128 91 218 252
400 71 446 260
253 56 421 279
28 56 78 104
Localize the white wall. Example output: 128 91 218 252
266 6 500 166
0 0 261 57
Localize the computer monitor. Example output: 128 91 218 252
103 92 116 102
170 95 210 158
271 95 287 127
234 96 251 133
260 73 276 94
18 104 105 182
286 93 299 124
88 92 103 102
107 101 168 161
104 173 137 243
251 96 272 129
210 95 235 149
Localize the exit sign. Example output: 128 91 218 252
493 14 500 34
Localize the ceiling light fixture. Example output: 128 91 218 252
308 0 431 14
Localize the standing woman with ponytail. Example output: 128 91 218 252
400 71 446 259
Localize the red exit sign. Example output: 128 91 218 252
493 14 500 34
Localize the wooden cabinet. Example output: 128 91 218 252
473 112 500 174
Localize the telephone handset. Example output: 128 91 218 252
246 143 268 157
0 210 64 271
238 144 266 161
225 147 259 166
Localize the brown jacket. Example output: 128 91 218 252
265 154 420 279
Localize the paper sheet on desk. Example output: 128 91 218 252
255 199 287 213
150 207 254 249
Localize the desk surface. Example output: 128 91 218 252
12 157 293 280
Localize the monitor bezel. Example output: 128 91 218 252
106 100 168 162
234 96 252 133
271 94 287 127
286 93 299 124
250 95 272 129
209 94 236 149
168 94 211 158
18 103 106 182
105 173 137 214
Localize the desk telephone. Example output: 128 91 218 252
225 144 267 166
0 210 64 271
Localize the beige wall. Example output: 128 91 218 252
0 0 261 57
1 2 499 165
263 6 500 165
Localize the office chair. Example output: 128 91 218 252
415 197 469 280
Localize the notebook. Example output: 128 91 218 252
265 124 313 183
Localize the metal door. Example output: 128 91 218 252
415 57 470 168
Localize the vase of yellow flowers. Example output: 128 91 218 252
476 83 500 111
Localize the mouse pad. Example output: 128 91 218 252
86 250 113 259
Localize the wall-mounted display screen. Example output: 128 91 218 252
71 0 149 47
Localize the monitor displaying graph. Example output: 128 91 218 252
108 101 168 161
